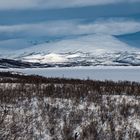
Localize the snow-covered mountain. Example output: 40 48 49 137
0 34 140 68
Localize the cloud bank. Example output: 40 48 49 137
0 19 139 38
0 0 139 10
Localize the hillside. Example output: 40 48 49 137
0 34 140 68
0 72 140 140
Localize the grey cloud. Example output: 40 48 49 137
0 19 140 38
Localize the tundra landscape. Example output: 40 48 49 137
0 72 140 139
0 0 140 139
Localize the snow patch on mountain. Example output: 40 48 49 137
23 53 67 63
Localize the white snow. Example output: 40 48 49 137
1 34 139 58
23 53 67 63
133 120 140 132
2 66 140 82
0 34 140 66
0 82 140 140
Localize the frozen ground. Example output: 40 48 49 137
0 72 140 139
1 66 140 82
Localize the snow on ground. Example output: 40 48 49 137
0 94 140 139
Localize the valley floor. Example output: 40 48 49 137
1 66 140 82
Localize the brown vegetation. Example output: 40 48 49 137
0 72 140 140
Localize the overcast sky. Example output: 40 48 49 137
0 0 140 50
0 0 139 10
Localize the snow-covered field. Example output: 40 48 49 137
1 95 140 140
1 66 140 82
0 72 140 139
0 79 140 140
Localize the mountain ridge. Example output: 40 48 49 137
0 34 140 68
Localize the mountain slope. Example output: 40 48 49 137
0 34 140 68
14 34 137 54
116 31 140 48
